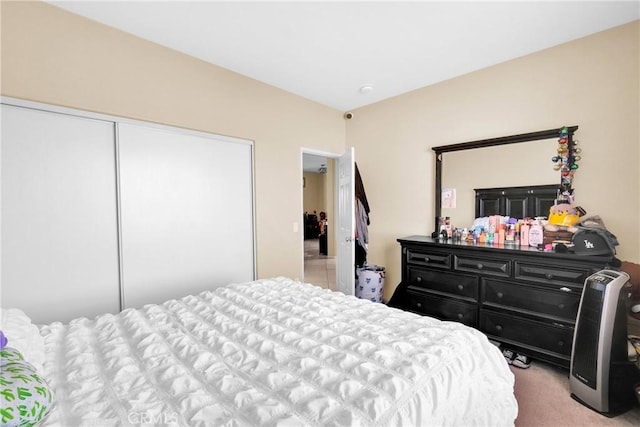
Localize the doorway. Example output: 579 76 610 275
302 152 337 290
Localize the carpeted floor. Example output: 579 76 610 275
512 360 640 426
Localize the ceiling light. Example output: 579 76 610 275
359 85 374 94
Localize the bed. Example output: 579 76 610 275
1 277 518 426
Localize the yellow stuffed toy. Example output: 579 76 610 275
545 203 580 233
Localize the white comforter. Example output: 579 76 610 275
39 277 517 426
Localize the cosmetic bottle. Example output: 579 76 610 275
529 220 544 247
520 222 529 247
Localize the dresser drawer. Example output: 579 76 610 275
481 278 581 322
406 248 451 269
405 291 477 327
454 254 510 277
480 311 574 357
514 261 591 288
408 268 478 300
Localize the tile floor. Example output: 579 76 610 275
303 238 337 291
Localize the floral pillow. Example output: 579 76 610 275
1 331 54 427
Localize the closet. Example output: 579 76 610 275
2 105 121 323
1 100 255 324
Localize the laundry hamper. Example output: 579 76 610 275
356 265 385 303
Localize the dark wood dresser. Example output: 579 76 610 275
389 235 616 368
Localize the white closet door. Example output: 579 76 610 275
1 105 120 324
118 123 254 309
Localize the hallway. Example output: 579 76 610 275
303 238 336 291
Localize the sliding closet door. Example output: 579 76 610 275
118 123 254 309
1 105 120 324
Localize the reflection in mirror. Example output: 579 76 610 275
441 138 558 229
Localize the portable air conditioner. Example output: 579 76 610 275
570 269 640 416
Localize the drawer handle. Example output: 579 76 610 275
415 256 429 263
416 276 423 282
545 273 554 280
496 292 504 299
476 263 484 270
457 284 464 291
495 325 503 333
457 313 464 320
558 303 565 309
558 341 564 347
559 287 572 293
416 302 422 308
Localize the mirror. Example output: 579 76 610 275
441 138 558 228
432 126 578 235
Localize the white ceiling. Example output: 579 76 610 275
303 153 328 173
48 1 638 112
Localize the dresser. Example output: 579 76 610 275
388 235 616 368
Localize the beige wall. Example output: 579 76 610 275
348 21 640 300
0 1 346 280
303 173 325 216
3 2 638 302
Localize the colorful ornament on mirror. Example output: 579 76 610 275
551 126 581 191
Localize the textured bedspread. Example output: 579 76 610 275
39 277 517 426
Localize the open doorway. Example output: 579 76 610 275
302 152 337 290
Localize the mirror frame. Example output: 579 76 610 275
431 125 578 236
